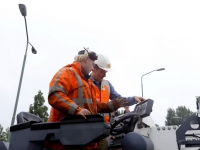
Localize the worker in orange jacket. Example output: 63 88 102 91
45 48 128 150
90 54 146 150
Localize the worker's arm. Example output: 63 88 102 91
97 97 128 113
108 81 139 106
48 68 83 115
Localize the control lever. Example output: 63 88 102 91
137 118 143 129
196 96 200 125
196 96 200 116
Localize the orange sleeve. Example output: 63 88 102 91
48 92 82 115
97 100 120 113
48 68 82 115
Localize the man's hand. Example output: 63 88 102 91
134 96 146 103
77 108 91 119
124 106 130 113
117 97 128 107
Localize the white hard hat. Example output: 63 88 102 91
95 54 112 72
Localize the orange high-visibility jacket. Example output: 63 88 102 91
47 62 120 150
95 80 111 123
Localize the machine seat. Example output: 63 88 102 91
10 112 44 132
17 112 43 124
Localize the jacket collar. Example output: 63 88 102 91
67 61 89 81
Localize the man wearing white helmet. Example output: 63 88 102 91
90 54 145 150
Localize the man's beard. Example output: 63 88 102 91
82 67 90 80
82 67 88 76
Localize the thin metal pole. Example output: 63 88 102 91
141 76 143 97
141 70 155 97
9 17 29 141
10 52 27 126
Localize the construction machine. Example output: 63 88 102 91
1 97 200 150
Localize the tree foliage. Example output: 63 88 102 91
165 106 196 126
0 124 7 142
29 90 49 122
5 127 9 142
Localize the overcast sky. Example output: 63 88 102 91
1 0 200 128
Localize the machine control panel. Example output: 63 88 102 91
133 99 154 118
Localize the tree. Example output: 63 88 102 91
5 127 9 142
0 124 6 142
29 90 49 122
165 106 196 126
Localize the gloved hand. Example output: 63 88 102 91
116 97 128 107
77 108 91 119
134 96 146 103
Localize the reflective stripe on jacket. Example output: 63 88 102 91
95 80 111 123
